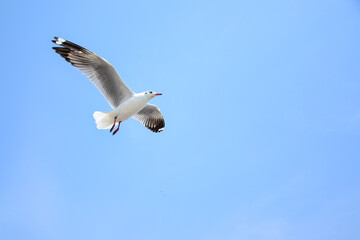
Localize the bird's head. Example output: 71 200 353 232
143 90 162 99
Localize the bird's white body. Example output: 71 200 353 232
113 93 150 121
93 93 153 129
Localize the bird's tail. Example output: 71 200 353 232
93 111 114 129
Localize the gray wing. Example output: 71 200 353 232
133 104 165 133
52 37 133 108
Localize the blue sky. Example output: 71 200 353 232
1 0 360 239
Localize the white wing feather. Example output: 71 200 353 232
52 37 133 108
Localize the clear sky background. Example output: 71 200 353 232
1 0 360 239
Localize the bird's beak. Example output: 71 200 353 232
155 93 162 96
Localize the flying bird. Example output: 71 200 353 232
52 37 165 135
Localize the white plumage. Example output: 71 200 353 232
52 37 165 134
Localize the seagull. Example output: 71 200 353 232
52 37 165 135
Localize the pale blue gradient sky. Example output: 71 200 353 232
1 1 360 240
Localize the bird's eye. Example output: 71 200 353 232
149 91 153 94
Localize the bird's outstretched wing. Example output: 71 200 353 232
52 37 133 108
133 104 165 133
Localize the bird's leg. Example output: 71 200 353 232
112 121 121 135
110 116 117 132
